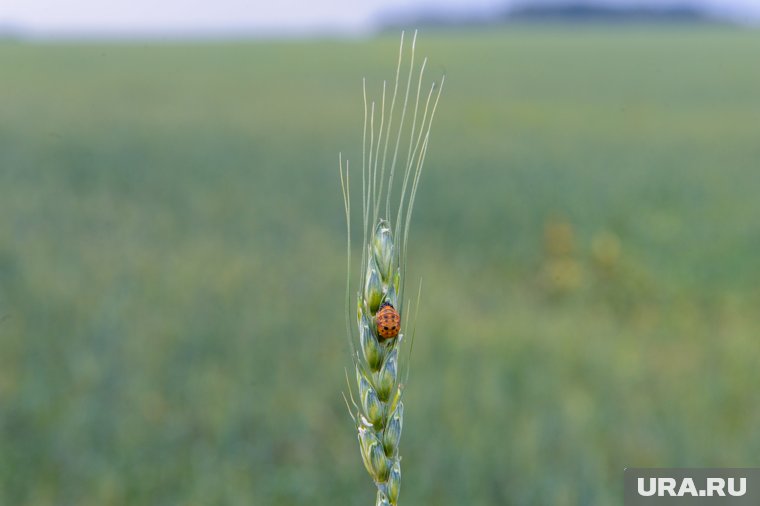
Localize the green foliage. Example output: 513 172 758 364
0 26 759 505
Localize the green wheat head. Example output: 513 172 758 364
339 31 443 506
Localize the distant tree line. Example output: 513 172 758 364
508 3 711 23
378 2 722 31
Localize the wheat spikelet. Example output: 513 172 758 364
339 31 443 506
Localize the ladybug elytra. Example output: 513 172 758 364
376 302 400 340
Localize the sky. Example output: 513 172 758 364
2 0 760 37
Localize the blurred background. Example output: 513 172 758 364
1 1 759 505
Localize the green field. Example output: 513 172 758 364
1 26 759 505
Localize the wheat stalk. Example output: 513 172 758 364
339 31 443 506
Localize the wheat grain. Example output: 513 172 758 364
339 30 443 506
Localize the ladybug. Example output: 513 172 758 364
376 302 400 340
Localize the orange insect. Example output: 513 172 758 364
376 302 400 340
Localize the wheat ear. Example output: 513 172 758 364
339 31 443 506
